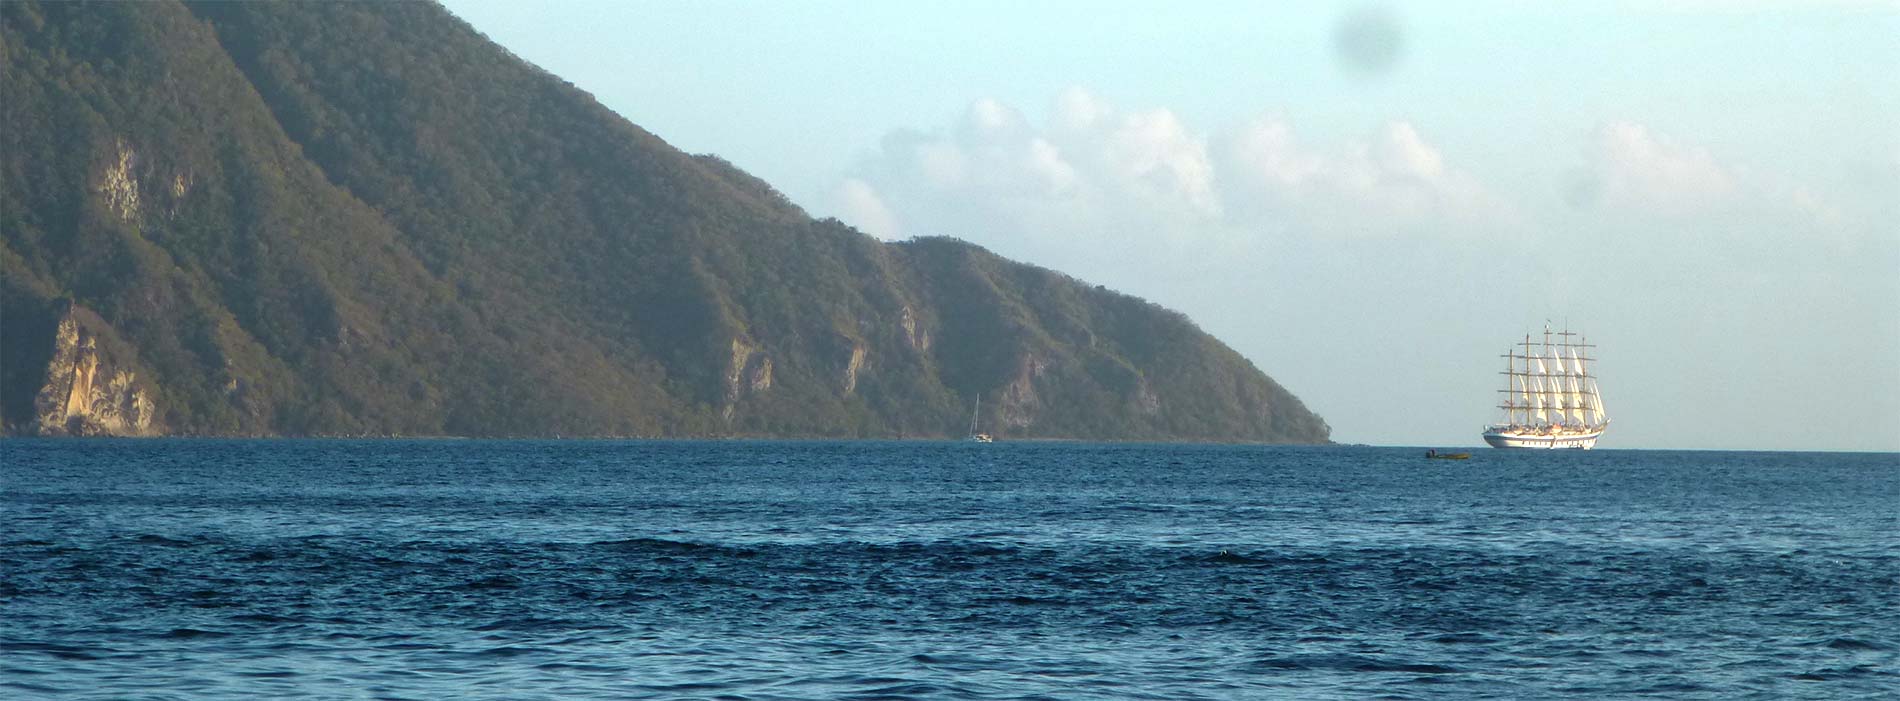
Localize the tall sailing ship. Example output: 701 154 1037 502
1483 327 1609 449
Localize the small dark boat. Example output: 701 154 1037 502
1425 450 1470 460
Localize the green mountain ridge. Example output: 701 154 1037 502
0 0 1330 442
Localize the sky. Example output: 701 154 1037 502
439 0 1900 451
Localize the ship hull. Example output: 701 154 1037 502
1482 428 1603 449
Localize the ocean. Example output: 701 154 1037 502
2 440 1895 699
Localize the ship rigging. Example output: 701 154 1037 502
1483 326 1609 449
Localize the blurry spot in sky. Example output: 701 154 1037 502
1333 5 1404 78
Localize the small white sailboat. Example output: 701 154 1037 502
967 396 993 443
1483 326 1609 449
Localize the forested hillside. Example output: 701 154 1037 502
0 0 1329 442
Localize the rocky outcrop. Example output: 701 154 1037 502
94 137 194 228
98 140 142 224
898 306 929 353
31 307 160 436
996 352 1049 431
722 337 773 420
841 341 867 396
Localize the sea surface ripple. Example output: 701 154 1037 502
2 440 1896 699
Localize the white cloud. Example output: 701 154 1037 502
912 141 968 188
1370 122 1445 181
829 94 1875 265
1218 117 1504 237
966 97 1020 133
1225 118 1321 187
1053 86 1109 132
832 90 1240 257
1570 121 1735 213
1063 105 1222 217
1563 120 1890 260
831 89 1504 250
833 178 899 240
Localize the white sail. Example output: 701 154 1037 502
1549 344 1573 425
1576 343 1604 426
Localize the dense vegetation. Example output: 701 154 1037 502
0 0 1329 442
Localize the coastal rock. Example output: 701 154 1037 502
723 337 773 420
31 306 160 436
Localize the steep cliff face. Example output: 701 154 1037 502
997 351 1049 432
0 0 1331 442
722 337 774 421
27 306 160 436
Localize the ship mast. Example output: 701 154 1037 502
1498 332 1549 427
1498 333 1534 426
1554 327 1602 429
1518 334 1532 426
1539 328 1560 427
1577 332 1606 426
1520 339 1533 427
1533 345 1552 426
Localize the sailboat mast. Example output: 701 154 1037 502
1521 333 1542 426
1576 333 1592 426
1510 350 1523 426
1521 335 1535 426
1498 340 1528 426
1578 333 1605 427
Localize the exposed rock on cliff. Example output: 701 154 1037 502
998 352 1048 431
28 306 160 436
841 341 867 396
722 338 773 421
899 306 929 353
98 140 143 225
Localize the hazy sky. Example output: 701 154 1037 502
440 1 1899 451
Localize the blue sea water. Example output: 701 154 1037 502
1 440 1896 700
